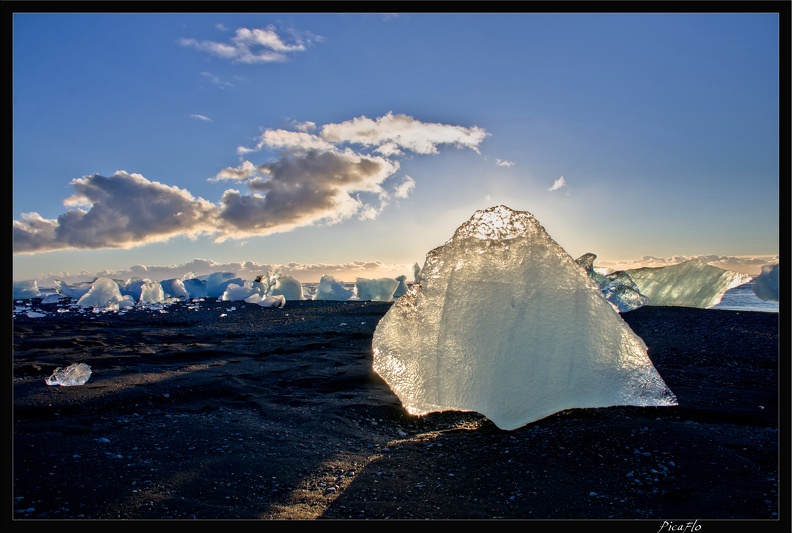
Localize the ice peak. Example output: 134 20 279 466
451 205 543 242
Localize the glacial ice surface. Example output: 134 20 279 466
372 205 677 431
752 263 779 301
625 259 751 308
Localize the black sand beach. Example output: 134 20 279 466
11 299 785 525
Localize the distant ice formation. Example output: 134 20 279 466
206 272 244 299
752 263 779 301
393 275 409 299
121 277 165 304
355 277 399 301
314 274 354 301
160 278 190 300
264 272 305 301
625 259 751 308
245 293 286 308
76 277 136 310
54 279 94 300
575 253 648 312
182 277 209 299
372 205 677 431
221 280 265 302
13 280 41 300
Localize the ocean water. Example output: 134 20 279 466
709 281 778 313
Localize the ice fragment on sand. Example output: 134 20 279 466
45 363 92 387
372 205 677 431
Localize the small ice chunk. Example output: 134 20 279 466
45 363 92 386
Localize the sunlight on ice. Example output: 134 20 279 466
372 205 677 431
625 259 752 308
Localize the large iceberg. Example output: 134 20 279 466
752 263 779 301
372 205 677 431
625 259 751 308
575 253 648 313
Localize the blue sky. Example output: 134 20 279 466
12 11 781 285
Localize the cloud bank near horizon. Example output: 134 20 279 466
13 113 488 255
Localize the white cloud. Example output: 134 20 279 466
13 113 488 254
549 176 567 191
200 71 233 89
320 112 489 155
180 25 316 64
393 176 416 199
292 120 317 132
14 171 219 253
189 114 213 122
495 159 515 167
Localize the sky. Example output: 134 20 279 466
12 10 783 286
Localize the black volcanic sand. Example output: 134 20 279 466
11 299 783 523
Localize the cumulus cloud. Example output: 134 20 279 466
549 176 567 191
495 159 515 167
213 150 399 238
13 113 486 254
13 172 220 253
393 176 416 199
320 112 489 155
180 25 317 64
